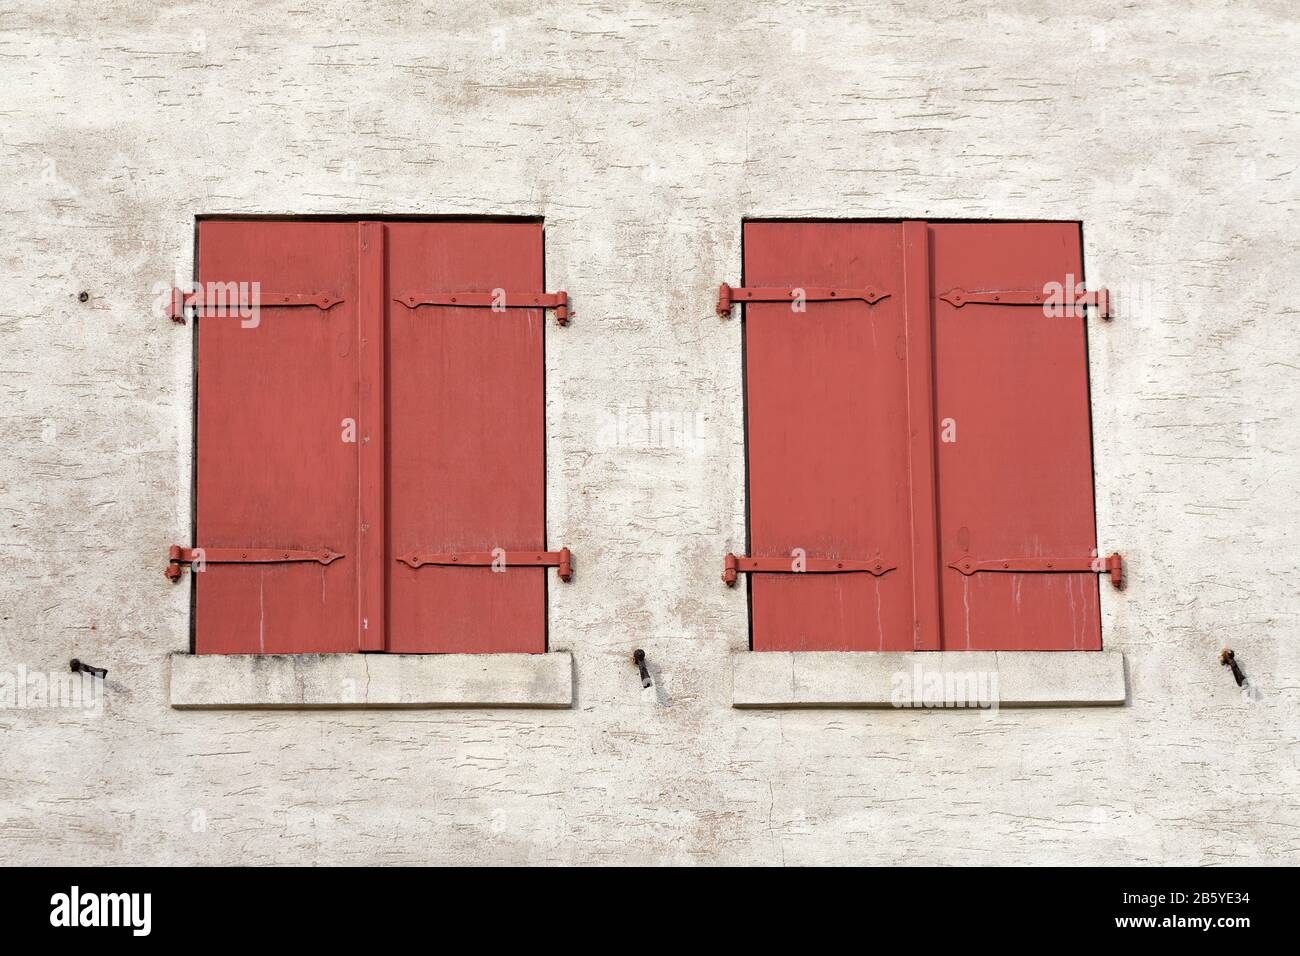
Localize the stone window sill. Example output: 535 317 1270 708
168 651 573 710
731 651 1126 708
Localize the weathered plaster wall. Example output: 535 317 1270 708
1 0 1296 865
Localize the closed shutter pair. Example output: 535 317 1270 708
729 220 1118 652
169 220 563 654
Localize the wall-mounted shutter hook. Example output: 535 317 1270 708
70 659 107 679
632 649 652 689
1220 648 1247 687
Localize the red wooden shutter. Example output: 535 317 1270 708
385 222 548 653
742 222 917 651
194 221 360 653
739 220 1105 651
931 222 1101 650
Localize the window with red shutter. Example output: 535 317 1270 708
724 219 1119 651
170 218 570 655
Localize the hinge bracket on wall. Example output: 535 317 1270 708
716 283 890 317
939 287 1112 319
394 291 570 326
167 288 343 325
948 552 1124 589
166 545 344 581
722 552 896 586
396 547 573 582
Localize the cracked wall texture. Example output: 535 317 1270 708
1 0 1297 865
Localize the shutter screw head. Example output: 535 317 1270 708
78 291 89 303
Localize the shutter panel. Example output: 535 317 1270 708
931 222 1102 650
742 222 916 651
386 222 548 653
194 221 359 653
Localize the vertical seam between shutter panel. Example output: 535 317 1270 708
357 222 386 651
901 221 943 650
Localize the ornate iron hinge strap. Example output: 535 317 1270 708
394 290 570 326
948 552 1124 589
722 552 896 587
939 287 1112 319
167 288 343 325
396 547 573 582
716 283 890 317
166 545 344 581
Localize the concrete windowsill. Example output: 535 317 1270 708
169 651 573 709
732 651 1126 708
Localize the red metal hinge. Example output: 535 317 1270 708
395 547 573 582
716 283 890 317
167 288 343 325
394 290 571 326
166 545 344 581
722 552 897 586
939 286 1112 319
948 552 1124 589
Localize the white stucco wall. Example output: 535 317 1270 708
2 1 1296 865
